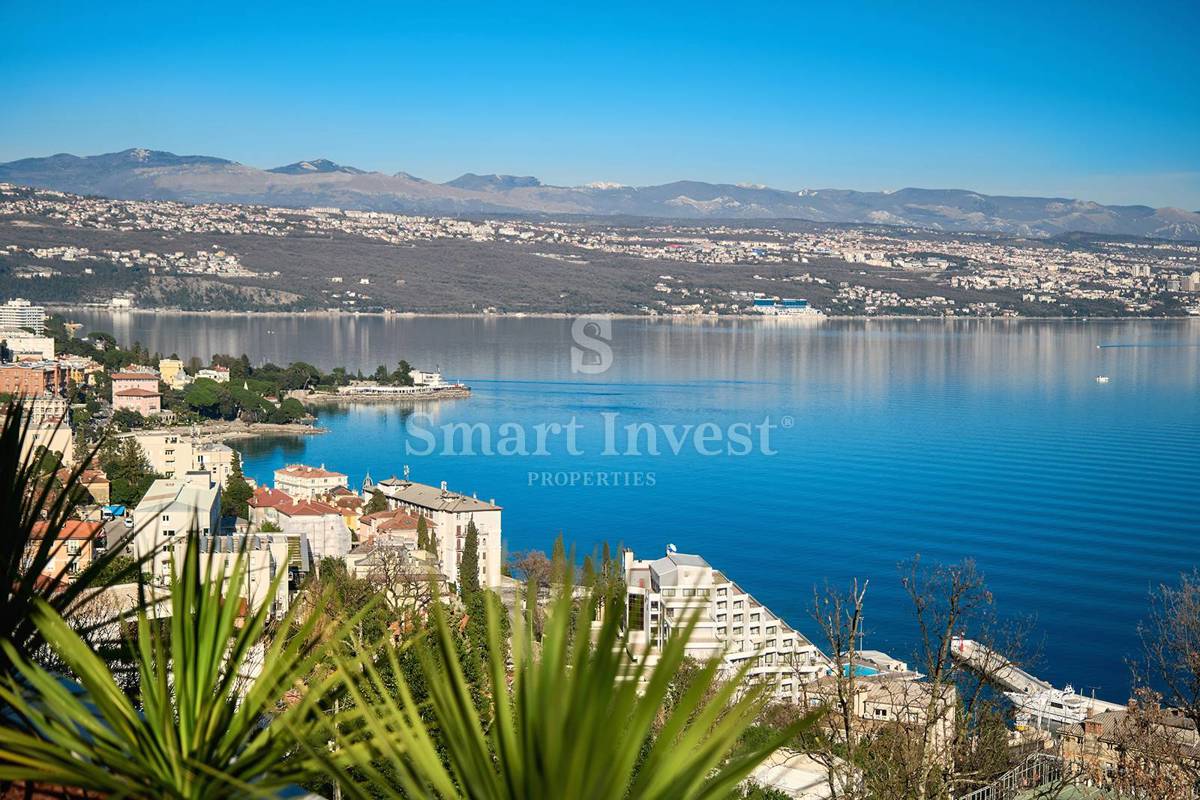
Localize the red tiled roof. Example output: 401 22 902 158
115 388 161 398
111 372 159 381
31 520 102 540
361 509 432 531
247 486 294 508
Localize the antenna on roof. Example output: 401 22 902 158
666 543 677 554
403 464 410 481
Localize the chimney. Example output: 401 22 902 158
1083 718 1102 738
440 480 447 492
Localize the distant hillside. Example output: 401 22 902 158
2 147 1198 240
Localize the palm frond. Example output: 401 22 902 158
0 534 359 798
319 580 817 799
0 400 148 675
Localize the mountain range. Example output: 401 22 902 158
2 147 1198 240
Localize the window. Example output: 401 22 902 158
66 541 81 555
627 594 646 632
733 614 743 622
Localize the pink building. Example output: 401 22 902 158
111 371 162 416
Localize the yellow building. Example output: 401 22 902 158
158 358 189 390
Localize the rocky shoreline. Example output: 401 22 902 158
169 419 328 443
305 387 472 404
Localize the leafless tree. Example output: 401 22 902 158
848 558 1035 800
795 578 870 799
364 544 441 634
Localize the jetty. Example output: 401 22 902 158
950 637 1051 694
951 637 1127 721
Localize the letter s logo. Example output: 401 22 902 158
571 315 613 375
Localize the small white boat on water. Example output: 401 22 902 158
1095 375 1110 383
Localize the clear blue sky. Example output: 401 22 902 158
2 1 1198 208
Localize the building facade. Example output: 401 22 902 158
111 370 162 415
374 477 502 589
0 331 55 361
623 548 830 702
129 471 222 579
274 464 349 500
0 299 46 334
0 361 68 397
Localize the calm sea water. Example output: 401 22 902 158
70 311 1200 697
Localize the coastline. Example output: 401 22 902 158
46 304 1200 322
168 419 328 443
306 388 471 404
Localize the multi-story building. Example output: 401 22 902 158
373 476 502 589
196 366 230 383
120 430 236 486
274 464 348 500
111 370 162 416
0 361 68 397
0 330 54 361
57 355 103 387
191 533 292 618
129 471 222 576
357 507 434 548
0 299 46 334
193 441 235 486
623 547 830 702
27 520 101 583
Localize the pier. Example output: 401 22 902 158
950 637 1052 694
951 637 1127 715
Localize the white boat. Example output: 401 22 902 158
1007 684 1094 728
1095 375 1109 383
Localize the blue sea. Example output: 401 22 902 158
73 312 1200 698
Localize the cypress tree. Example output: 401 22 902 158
459 520 481 597
416 515 429 550
221 450 253 519
551 533 567 585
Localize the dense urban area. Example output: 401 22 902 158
2 183 1199 317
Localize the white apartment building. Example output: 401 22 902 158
624 548 830 703
0 299 46 334
192 534 292 618
274 464 348 500
0 330 54 361
373 476 502 589
120 431 236 486
129 471 222 577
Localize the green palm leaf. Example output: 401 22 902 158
318 582 817 799
0 535 360 798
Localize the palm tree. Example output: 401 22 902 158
318 583 816 798
0 536 353 797
0 402 142 677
